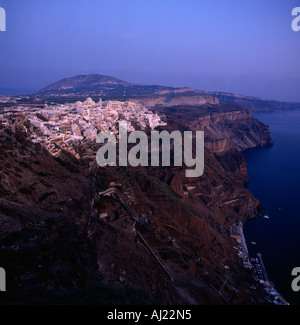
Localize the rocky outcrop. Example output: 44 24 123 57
157 105 273 152
205 138 232 153
195 109 273 151
170 173 184 196
130 94 219 108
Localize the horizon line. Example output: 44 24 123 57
1 73 300 104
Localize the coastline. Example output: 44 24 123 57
231 217 289 305
241 221 289 305
243 109 300 305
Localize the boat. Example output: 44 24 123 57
263 215 270 219
251 242 257 245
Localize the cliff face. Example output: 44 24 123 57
192 109 273 151
0 122 101 304
156 105 273 152
130 94 219 107
0 102 272 305
86 103 271 305
205 138 232 153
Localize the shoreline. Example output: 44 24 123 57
241 221 289 305
231 219 289 305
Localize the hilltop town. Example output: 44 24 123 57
0 98 167 159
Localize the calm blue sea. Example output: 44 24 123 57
243 109 300 305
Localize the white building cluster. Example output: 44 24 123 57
0 98 167 159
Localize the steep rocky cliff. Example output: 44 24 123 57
0 102 272 304
156 105 273 151
129 94 219 107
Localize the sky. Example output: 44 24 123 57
0 0 300 102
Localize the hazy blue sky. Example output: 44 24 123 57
0 0 300 101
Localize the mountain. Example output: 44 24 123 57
37 74 300 111
41 74 132 92
39 74 180 101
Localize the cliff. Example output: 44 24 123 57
156 105 273 152
0 74 276 305
193 109 273 151
0 102 272 304
129 94 219 107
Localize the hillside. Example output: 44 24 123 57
0 101 273 304
41 74 133 92
35 74 300 112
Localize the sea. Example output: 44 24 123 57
243 109 300 305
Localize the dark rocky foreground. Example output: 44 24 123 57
0 104 274 305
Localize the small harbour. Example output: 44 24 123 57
231 222 288 304
250 252 289 305
243 109 300 305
